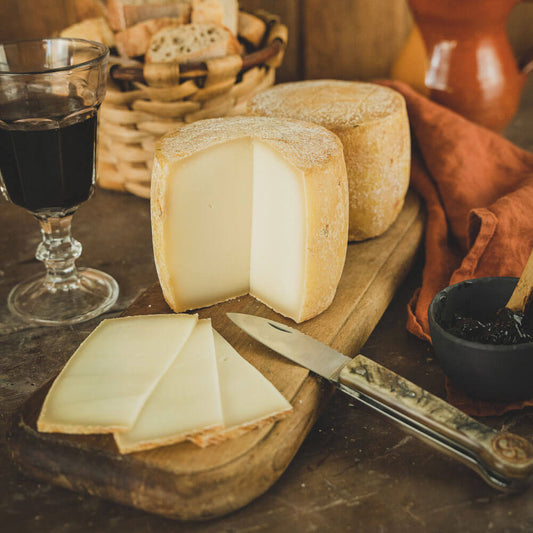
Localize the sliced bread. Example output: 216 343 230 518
191 0 223 26
116 17 185 57
146 23 241 64
191 0 238 35
107 0 192 31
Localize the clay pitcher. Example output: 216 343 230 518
403 0 533 131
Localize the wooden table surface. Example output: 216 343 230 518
1 77 533 532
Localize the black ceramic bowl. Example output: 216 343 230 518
428 277 533 402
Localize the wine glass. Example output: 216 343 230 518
0 38 119 325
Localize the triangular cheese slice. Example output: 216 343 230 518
114 319 223 453
37 314 198 434
190 330 293 447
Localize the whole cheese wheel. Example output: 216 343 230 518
248 80 411 241
151 116 348 322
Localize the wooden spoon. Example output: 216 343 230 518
505 248 533 313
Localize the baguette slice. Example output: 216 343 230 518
37 314 198 435
190 331 293 447
116 17 185 57
60 17 116 48
146 23 241 64
107 0 192 31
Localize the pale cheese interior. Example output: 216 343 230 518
37 314 198 433
38 314 293 453
164 138 306 319
190 330 292 446
114 319 223 453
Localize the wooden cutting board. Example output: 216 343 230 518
6 191 424 521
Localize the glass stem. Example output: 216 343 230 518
35 215 82 290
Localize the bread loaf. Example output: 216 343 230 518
248 80 411 241
107 0 191 31
115 17 185 57
146 23 241 63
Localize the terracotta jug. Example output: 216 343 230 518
398 0 533 131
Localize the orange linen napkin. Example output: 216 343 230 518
379 80 533 416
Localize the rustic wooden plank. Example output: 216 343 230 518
304 0 413 81
6 191 423 520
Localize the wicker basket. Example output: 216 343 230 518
98 10 288 198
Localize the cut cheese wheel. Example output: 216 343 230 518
37 314 198 434
114 319 223 453
248 80 411 241
151 116 348 323
190 330 293 447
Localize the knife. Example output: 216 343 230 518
227 312 533 492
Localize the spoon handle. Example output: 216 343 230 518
339 355 533 491
506 248 533 312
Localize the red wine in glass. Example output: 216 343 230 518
0 38 118 325
0 95 97 214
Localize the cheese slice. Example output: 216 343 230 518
114 319 223 453
37 314 198 434
151 116 349 323
248 80 411 241
190 330 293 447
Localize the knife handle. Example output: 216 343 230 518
338 355 533 491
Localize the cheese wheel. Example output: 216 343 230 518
248 80 411 241
151 116 348 323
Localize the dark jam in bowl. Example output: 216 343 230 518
443 307 533 345
0 95 98 214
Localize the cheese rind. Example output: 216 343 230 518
151 116 348 323
37 314 198 434
248 80 411 241
114 319 223 453
190 330 293 447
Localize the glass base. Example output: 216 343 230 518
8 268 119 326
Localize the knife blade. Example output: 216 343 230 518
227 312 533 492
